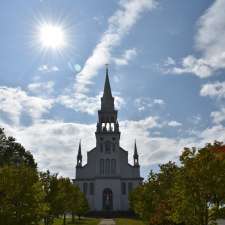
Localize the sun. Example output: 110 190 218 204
38 23 66 50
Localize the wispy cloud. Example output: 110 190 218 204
0 87 54 125
113 48 137 65
168 120 182 127
75 0 157 94
165 0 225 78
27 81 55 95
135 97 165 111
38 64 59 73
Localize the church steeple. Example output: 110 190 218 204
96 65 120 147
101 65 114 112
77 140 82 167
103 65 113 98
133 140 139 167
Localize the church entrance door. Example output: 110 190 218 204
103 188 113 211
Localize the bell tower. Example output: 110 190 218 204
95 65 120 151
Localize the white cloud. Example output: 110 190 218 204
211 108 225 124
1 113 225 178
168 120 182 127
38 64 59 73
169 55 213 78
113 48 137 65
135 97 165 111
27 81 55 95
200 81 225 98
199 124 225 142
0 87 54 125
200 81 225 124
164 57 175 66
120 117 191 166
166 0 225 78
75 0 157 94
1 120 95 178
153 98 165 105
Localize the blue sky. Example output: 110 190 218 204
0 0 225 178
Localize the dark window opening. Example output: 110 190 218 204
90 183 94 195
83 183 88 195
106 159 110 175
100 159 104 175
105 141 111 153
111 159 116 175
121 182 126 195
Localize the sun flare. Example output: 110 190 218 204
38 23 66 50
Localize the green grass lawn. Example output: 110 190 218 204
40 217 100 225
115 218 145 225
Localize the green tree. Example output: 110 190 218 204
0 127 36 168
0 165 48 225
130 162 178 225
170 142 225 225
67 184 80 224
39 170 58 225
76 191 89 220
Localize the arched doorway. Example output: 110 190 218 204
102 188 113 211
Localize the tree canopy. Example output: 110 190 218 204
0 127 89 225
130 141 225 225
0 128 36 168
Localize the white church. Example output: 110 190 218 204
74 67 143 212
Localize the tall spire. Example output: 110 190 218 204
133 140 139 167
78 140 82 156
134 140 138 157
103 64 113 98
77 140 82 167
101 64 114 111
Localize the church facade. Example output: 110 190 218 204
74 68 143 212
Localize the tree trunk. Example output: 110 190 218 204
72 212 75 224
205 203 208 225
63 213 66 225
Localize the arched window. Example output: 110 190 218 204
121 182 126 195
111 159 116 175
105 159 110 175
105 141 111 153
100 159 104 175
90 183 94 195
83 183 88 195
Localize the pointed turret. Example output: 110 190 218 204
133 140 139 167
101 65 114 111
77 140 82 167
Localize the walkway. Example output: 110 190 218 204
98 219 115 225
